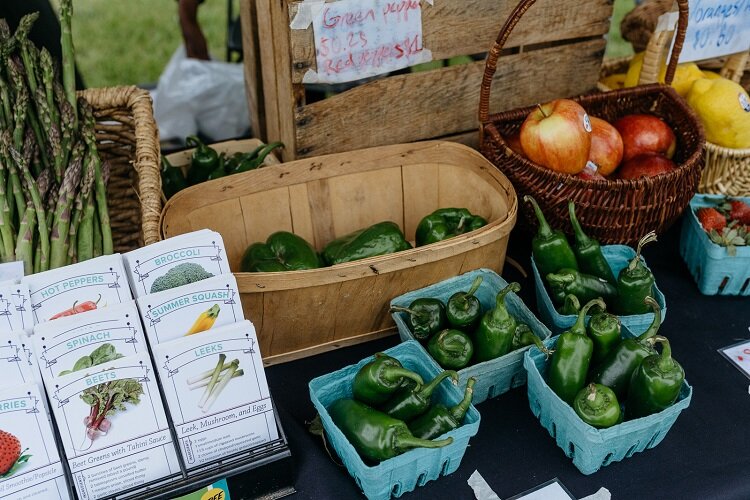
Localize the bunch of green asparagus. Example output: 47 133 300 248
0 0 112 275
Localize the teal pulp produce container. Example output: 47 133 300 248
391 268 551 404
532 245 667 335
309 341 480 500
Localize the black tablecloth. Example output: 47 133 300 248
265 221 750 500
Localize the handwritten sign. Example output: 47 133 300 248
301 0 432 84
678 0 750 63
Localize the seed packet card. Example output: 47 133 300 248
123 230 228 298
0 283 33 333
153 320 278 470
22 254 131 325
32 301 148 382
0 383 70 499
48 353 181 500
137 274 244 346
0 333 40 390
0 261 24 285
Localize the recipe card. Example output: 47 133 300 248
22 254 130 324
32 301 148 382
153 320 278 470
48 353 181 500
0 282 33 333
123 230 229 298
0 332 41 390
0 384 70 500
137 274 244 345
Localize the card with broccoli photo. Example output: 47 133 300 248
32 301 148 382
123 230 228 298
137 274 244 345
22 254 131 324
0 383 70 500
0 333 42 391
153 320 278 470
48 353 180 499
0 282 33 333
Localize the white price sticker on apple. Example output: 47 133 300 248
583 113 592 133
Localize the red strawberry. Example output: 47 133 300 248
726 200 750 225
696 207 727 232
0 430 21 475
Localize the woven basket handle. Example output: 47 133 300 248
720 51 749 84
478 0 690 124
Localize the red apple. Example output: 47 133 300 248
613 114 677 162
519 99 592 175
588 116 623 176
616 153 676 179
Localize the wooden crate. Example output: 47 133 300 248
240 0 614 161
160 141 517 365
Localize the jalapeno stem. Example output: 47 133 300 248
627 231 657 272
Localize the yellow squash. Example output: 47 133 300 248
186 304 221 335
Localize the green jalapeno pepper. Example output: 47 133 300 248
446 276 483 331
548 298 605 405
415 208 487 246
322 221 412 266
591 296 661 399
525 195 578 278
207 153 229 180
160 156 188 200
352 353 424 406
328 398 453 462
379 370 458 422
573 383 621 429
615 231 658 315
546 268 617 308
427 329 474 370
472 282 520 363
626 336 684 419
240 231 322 272
226 145 265 171
391 298 446 342
185 135 220 185
587 310 621 365
409 377 475 440
234 141 285 173
568 201 616 284
559 293 581 316
511 323 552 355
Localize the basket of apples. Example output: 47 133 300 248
479 0 705 245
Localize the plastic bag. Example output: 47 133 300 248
153 45 250 142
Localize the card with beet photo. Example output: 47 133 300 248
153 320 278 470
0 383 71 499
47 353 181 499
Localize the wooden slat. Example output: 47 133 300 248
402 163 438 240
288 183 316 246
288 0 612 83
184 199 248 270
239 187 294 262
294 38 606 157
256 0 282 146
239 0 264 139
269 0 300 161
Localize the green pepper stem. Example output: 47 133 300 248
516 329 553 358
648 335 675 372
571 298 606 336
395 434 453 450
390 306 419 316
382 366 424 387
185 135 202 148
637 296 661 341
546 272 574 286
456 215 467 232
449 377 475 422
562 294 581 314
525 195 553 238
568 201 592 247
465 276 483 300
417 370 458 399
627 230 657 272
490 282 520 322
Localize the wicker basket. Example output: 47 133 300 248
79 86 162 252
479 0 705 245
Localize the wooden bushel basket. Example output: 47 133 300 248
161 141 517 365
479 0 705 245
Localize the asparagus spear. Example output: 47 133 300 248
38 49 59 127
80 101 112 255
35 87 63 182
1 130 25 222
9 146 49 271
15 205 35 273
49 142 83 269
0 158 14 260
68 152 95 264
59 0 77 129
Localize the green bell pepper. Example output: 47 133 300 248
568 201 616 284
472 282 520 363
546 268 617 308
446 276 483 331
526 195 578 278
415 208 487 246
409 377 475 440
379 370 458 422
587 310 621 365
573 383 621 429
591 296 661 399
391 298 446 342
240 231 322 272
427 329 474 370
160 156 188 200
626 336 684 419
328 398 452 462
185 135 220 185
322 221 412 266
352 353 424 406
615 231 658 315
548 298 605 405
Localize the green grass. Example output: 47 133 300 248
51 0 236 88
606 0 637 59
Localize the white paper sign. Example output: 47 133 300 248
0 333 40 390
679 0 750 63
0 261 24 285
153 321 278 470
0 384 70 500
305 0 431 83
48 354 180 499
137 274 244 346
0 283 34 333
719 339 750 379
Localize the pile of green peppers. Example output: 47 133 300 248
392 277 550 371
327 352 476 463
161 136 284 200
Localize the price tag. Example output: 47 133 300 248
678 0 750 63
719 338 750 380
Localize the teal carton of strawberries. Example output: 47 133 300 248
680 194 750 295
